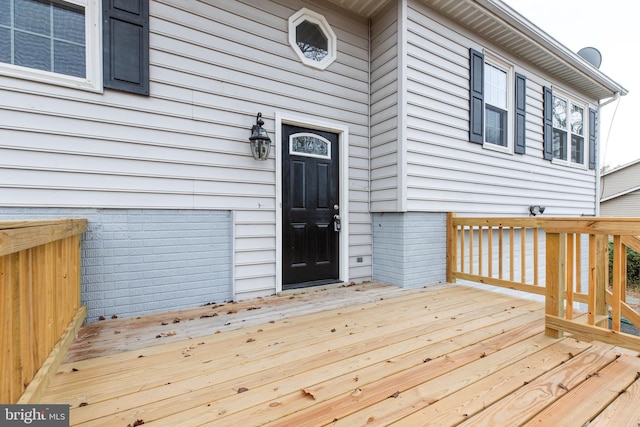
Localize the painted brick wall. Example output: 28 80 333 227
372 212 447 287
0 208 233 322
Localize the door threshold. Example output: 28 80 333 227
279 280 344 297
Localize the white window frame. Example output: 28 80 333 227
288 8 336 70
551 88 588 169
482 52 514 154
0 0 102 92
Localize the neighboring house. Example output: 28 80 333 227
600 160 640 216
0 0 627 322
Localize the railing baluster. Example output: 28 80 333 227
488 226 493 278
498 226 503 280
509 227 514 282
588 234 596 326
469 226 474 274
460 226 465 274
521 227 526 283
533 228 539 286
478 226 483 276
612 235 622 332
566 233 574 320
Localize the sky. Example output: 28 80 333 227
502 0 638 169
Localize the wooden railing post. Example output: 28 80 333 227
545 232 565 338
446 213 455 283
594 234 608 328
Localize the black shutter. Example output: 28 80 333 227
543 86 553 160
469 48 484 144
103 0 149 95
589 108 597 170
514 72 526 154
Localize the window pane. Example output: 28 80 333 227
291 134 330 158
0 0 10 26
0 28 10 64
15 0 51 36
552 96 567 129
15 31 50 71
571 104 584 136
54 40 84 77
552 129 567 160
484 63 507 109
54 2 84 44
296 20 328 62
485 105 507 146
571 135 584 164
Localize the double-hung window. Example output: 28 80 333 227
484 61 510 147
543 86 596 169
0 0 101 91
551 93 585 165
469 48 526 154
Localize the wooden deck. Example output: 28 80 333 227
40 283 640 426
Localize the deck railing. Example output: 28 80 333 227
447 214 640 351
0 219 87 404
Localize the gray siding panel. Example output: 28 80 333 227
403 0 599 216
370 1 400 212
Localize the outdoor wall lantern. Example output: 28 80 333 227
249 112 271 161
529 205 546 216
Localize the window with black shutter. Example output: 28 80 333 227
468 48 526 154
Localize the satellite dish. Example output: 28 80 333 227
577 47 602 69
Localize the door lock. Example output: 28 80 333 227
333 214 341 232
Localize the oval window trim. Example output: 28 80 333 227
288 8 337 70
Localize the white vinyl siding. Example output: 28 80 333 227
0 0 372 297
403 0 598 216
370 1 400 212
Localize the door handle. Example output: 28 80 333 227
333 214 341 232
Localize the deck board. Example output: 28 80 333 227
39 283 640 426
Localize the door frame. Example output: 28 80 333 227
275 112 349 293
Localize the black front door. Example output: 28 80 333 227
282 124 340 289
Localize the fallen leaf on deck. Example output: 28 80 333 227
227 310 237 314
247 306 261 311
246 338 256 343
78 402 88 407
173 318 181 323
161 322 169 326
111 315 118 319
200 313 218 318
114 330 121 334
388 391 400 398
98 316 106 321
127 420 144 427
237 387 249 393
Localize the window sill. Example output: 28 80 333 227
551 158 587 170
0 63 103 93
482 142 512 155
